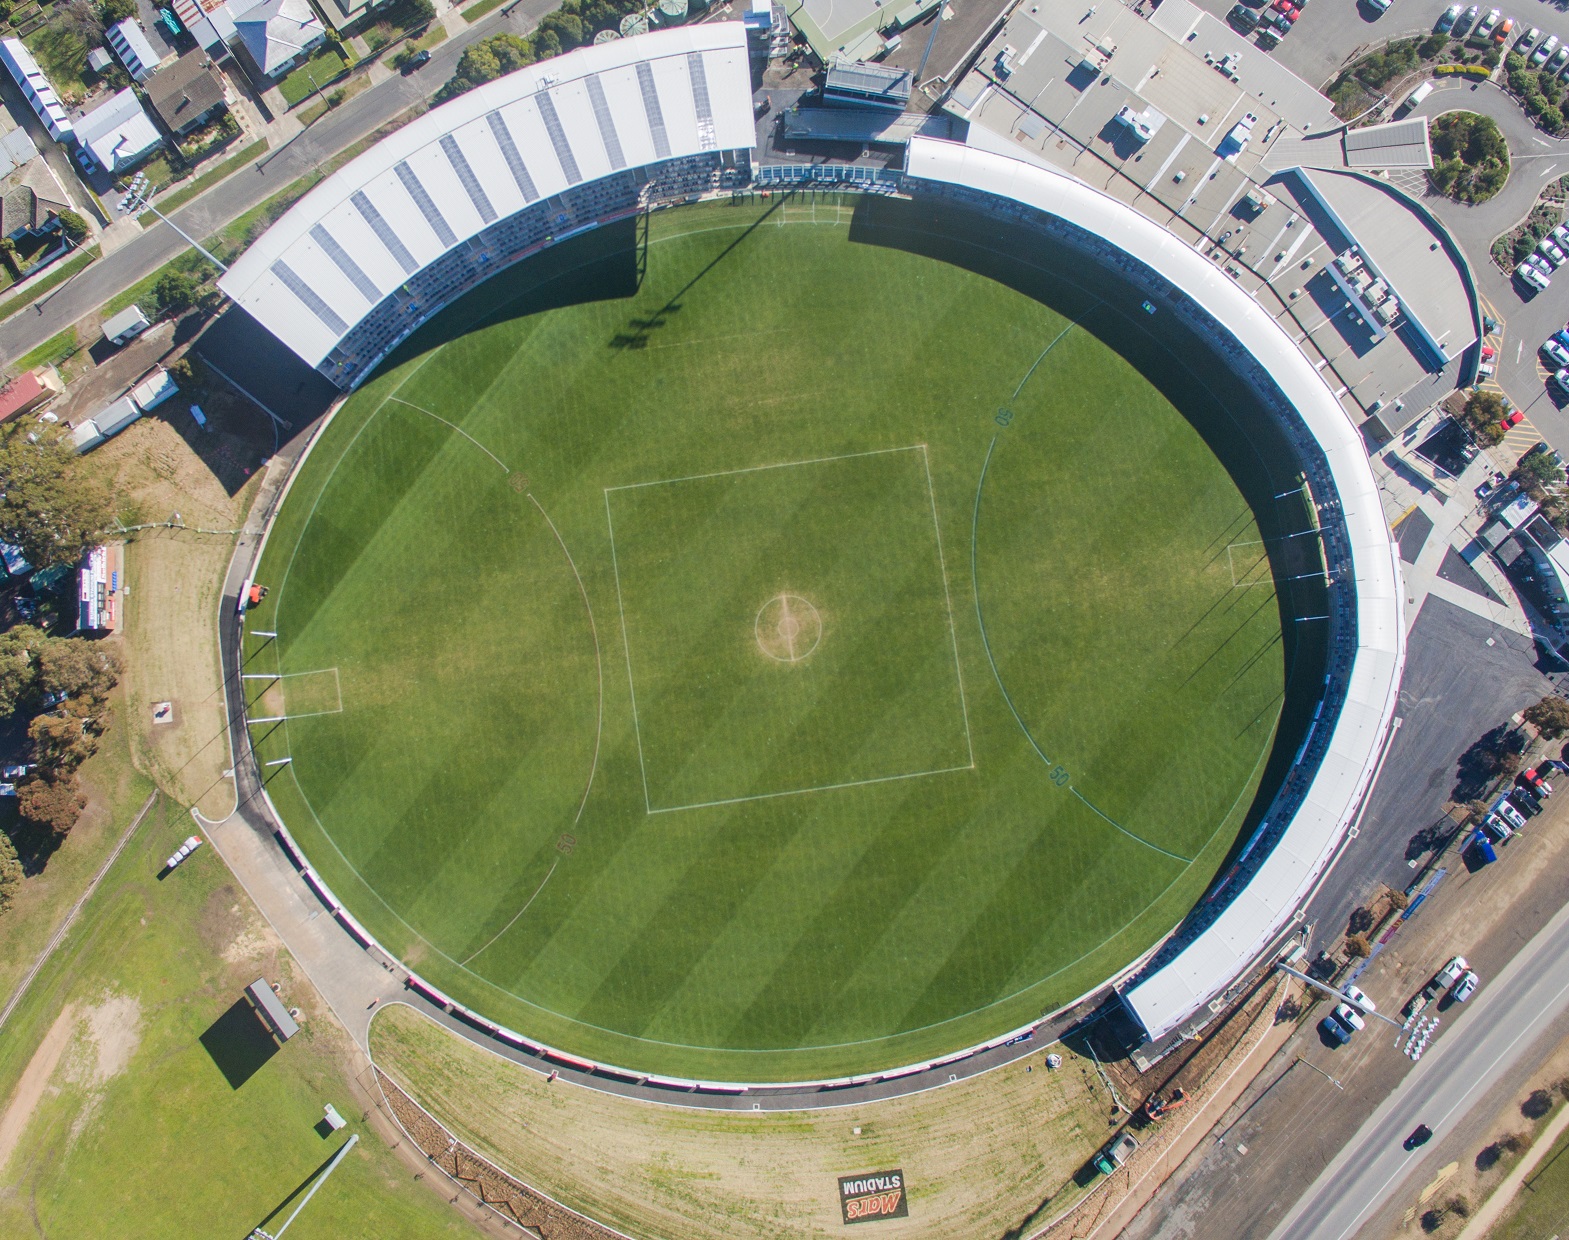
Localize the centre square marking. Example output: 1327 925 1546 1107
604 446 974 814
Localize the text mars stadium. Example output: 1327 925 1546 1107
839 1171 909 1224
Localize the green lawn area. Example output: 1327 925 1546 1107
0 245 99 325
244 197 1289 1081
0 734 482 1238
1495 1121 1569 1238
462 0 507 20
22 20 91 103
279 49 350 107
12 325 78 372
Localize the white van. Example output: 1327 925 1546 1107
1403 81 1434 111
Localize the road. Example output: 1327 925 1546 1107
1270 893 1569 1239
0 0 562 370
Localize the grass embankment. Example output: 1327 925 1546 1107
137 138 270 227
372 1002 1109 1240
462 0 508 21
0 729 483 1238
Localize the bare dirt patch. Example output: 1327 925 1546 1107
0 1004 75 1174
370 1002 1111 1240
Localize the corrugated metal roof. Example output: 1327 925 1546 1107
903 138 1403 1044
1343 117 1432 169
219 25 757 370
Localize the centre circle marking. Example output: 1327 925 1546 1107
755 593 822 663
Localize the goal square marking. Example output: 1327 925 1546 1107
605 446 973 814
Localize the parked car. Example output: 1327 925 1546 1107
1344 983 1377 1012
1476 470 1507 498
1510 788 1542 817
1501 410 1526 432
1436 956 1470 989
1320 1010 1355 1044
1439 3 1462 29
1482 812 1514 843
1551 44 1569 71
1477 7 1501 37
1092 1132 1138 1176
1334 1003 1366 1032
1545 241 1569 267
1498 797 1529 830
1521 261 1552 291
1532 32 1559 64
1518 24 1540 47
1452 970 1479 1002
1542 337 1569 367
1230 3 1260 25
1404 1124 1434 1151
1458 3 1479 30
1496 17 1515 43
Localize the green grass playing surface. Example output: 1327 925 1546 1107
249 197 1288 1080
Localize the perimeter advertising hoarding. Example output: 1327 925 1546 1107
838 1170 908 1224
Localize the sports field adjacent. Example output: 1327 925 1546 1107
245 195 1290 1080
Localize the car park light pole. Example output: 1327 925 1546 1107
117 171 229 273
251 1133 358 1239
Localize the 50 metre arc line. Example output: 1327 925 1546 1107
969 433 1191 865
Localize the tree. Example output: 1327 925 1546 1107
1517 449 1564 491
1346 933 1371 958
0 422 113 570
153 269 200 317
28 708 98 774
97 0 135 21
56 210 89 244
16 772 84 837
0 624 44 717
1525 695 1569 737
0 831 20 912
35 637 120 708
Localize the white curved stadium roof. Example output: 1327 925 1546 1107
218 23 756 368
904 138 1405 1042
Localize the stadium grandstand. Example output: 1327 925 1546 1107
895 139 1403 1046
229 39 1403 1074
217 23 756 389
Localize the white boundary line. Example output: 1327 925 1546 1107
920 442 977 770
606 443 974 815
602 443 921 493
255 666 343 719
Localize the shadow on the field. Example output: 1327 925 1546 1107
362 215 645 383
608 195 788 350
200 996 280 1089
845 193 1329 877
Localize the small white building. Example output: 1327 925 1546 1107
130 367 179 411
0 39 72 142
76 88 163 174
102 304 151 346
